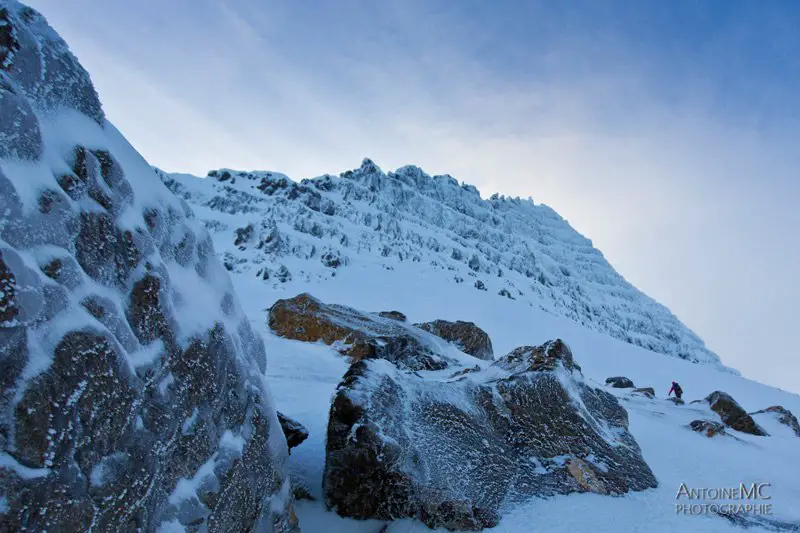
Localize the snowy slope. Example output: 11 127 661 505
161 161 724 368
159 163 800 532
239 261 800 533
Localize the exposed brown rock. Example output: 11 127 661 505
268 293 449 371
705 391 767 436
414 319 493 360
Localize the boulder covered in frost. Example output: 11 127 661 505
414 319 494 360
0 3 296 531
268 293 450 371
324 339 657 530
689 420 727 438
606 376 635 388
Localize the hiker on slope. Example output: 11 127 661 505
668 381 683 400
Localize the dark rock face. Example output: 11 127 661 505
268 293 450 371
278 412 309 453
324 340 657 530
689 420 727 438
606 376 635 388
0 251 18 324
750 406 800 438
414 319 494 360
705 391 768 436
378 310 407 322
0 4 296 531
631 387 655 398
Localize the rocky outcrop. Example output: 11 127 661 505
0 4 296 531
606 376 635 388
163 156 726 368
704 392 767 436
631 387 655 398
324 339 656 530
750 406 800 438
268 293 450 371
414 319 494 360
378 310 407 322
278 412 310 453
689 420 727 438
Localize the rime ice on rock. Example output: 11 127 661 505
0 2 296 531
324 339 657 530
163 156 726 368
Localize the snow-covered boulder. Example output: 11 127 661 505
0 3 296 531
631 387 655 398
606 376 635 388
704 391 768 436
324 339 657 530
414 319 494 360
750 406 800 438
689 420 727 438
268 293 451 371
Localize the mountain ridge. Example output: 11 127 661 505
161 157 729 371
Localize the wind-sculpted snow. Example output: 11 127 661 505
0 2 296 531
324 339 658 530
163 159 724 368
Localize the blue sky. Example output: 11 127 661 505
29 0 800 394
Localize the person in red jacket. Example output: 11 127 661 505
668 381 683 399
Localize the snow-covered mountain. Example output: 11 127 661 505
161 161 723 368
3 1 800 532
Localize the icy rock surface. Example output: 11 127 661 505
606 376 635 388
689 420 727 438
162 158 724 367
324 339 657 530
704 391 767 436
414 319 494 360
0 2 296 531
750 406 800 438
268 293 453 371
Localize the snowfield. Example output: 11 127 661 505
227 253 800 532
